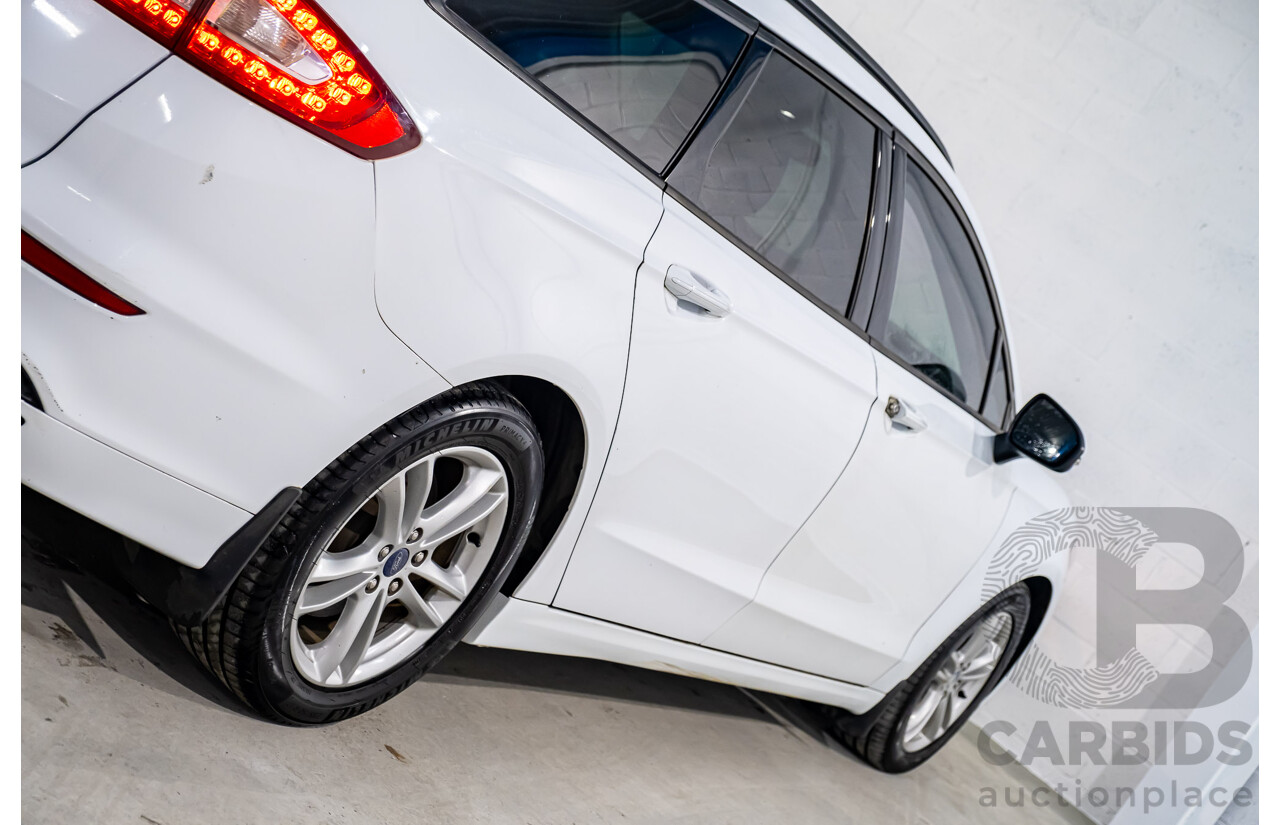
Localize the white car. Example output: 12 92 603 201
22 0 1084 772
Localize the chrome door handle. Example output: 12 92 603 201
885 396 928 432
665 265 731 318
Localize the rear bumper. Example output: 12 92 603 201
21 400 251 568
23 400 302 622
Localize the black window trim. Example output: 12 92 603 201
663 185 876 344
779 0 952 166
751 28 894 135
978 329 1013 428
662 26 896 343
659 23 758 179
850 129 893 330
429 0 759 189
862 137 1015 433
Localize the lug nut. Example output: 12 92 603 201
365 577 380 593
378 545 393 560
407 528 423 542
412 550 427 566
388 580 402 595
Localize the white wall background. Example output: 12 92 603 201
813 0 1258 821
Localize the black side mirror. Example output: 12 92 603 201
993 394 1084 472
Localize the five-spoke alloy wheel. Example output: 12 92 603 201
899 610 1013 753
174 384 543 725
847 582 1031 773
290 446 511 688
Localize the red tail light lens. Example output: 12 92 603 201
95 0 419 158
22 233 146 317
96 0 195 44
182 0 418 156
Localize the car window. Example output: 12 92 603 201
982 349 1010 426
666 45 878 317
444 0 748 173
876 157 997 409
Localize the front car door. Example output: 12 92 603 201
553 35 886 643
704 142 1020 686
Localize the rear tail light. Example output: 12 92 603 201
95 0 419 158
96 0 196 45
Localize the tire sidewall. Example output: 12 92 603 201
880 585 1031 772
257 402 541 724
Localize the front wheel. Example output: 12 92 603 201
851 583 1032 773
175 384 543 725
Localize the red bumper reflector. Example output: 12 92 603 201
22 233 146 317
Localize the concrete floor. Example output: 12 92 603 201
20 491 1092 824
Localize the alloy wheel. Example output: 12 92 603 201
289 446 509 688
900 610 1013 753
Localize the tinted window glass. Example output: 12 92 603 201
982 350 1010 426
446 0 747 172
878 158 997 407
667 46 877 315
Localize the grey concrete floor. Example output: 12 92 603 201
20 490 1092 824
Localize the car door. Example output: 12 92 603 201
553 37 884 643
703 143 1019 685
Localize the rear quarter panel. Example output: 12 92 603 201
332 0 667 603
21 0 168 163
21 57 452 526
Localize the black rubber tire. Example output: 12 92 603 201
845 583 1032 773
174 383 543 725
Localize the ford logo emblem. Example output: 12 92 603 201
383 547 410 577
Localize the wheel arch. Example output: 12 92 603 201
1002 575 1053 681
472 375 588 597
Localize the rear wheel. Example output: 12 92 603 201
175 384 543 725
842 583 1031 773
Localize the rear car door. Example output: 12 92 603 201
704 143 1019 685
553 36 884 643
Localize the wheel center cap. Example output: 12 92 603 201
383 547 410 577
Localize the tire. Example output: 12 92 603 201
175 383 543 725
843 583 1032 773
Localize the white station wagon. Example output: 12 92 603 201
22 0 1084 771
